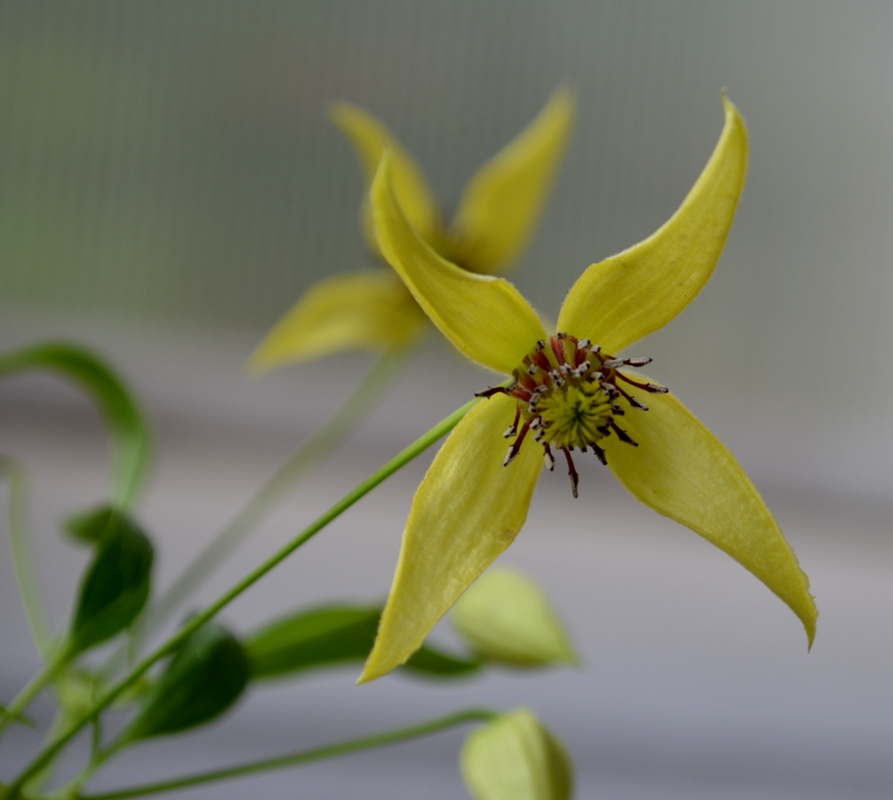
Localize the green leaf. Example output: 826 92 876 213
68 510 153 656
65 504 124 545
402 644 480 677
461 708 573 800
124 622 250 741
246 604 481 679
0 341 151 509
247 605 381 678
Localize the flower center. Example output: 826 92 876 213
476 332 668 497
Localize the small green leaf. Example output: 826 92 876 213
0 705 36 729
246 604 481 679
68 510 153 656
0 341 151 509
403 645 480 677
65 505 124 545
461 709 573 800
247 605 381 678
125 622 249 741
451 567 577 668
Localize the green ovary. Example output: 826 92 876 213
534 381 613 451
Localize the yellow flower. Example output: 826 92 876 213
359 95 817 682
249 90 575 369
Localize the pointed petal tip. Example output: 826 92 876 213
803 604 818 651
557 90 750 351
327 100 363 130
243 353 271 378
372 153 547 373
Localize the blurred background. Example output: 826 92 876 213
1 2 891 798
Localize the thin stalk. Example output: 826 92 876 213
137 347 411 642
76 708 496 800
79 708 493 799
0 648 67 739
1 455 52 657
8 396 479 795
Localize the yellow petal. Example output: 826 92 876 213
247 271 425 370
359 394 542 682
330 102 442 252
557 94 748 353
372 152 547 375
461 709 573 800
450 89 575 273
605 386 817 645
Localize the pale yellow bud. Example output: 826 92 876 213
450 566 577 667
460 708 573 800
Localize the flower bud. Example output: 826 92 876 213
460 708 573 800
450 567 576 667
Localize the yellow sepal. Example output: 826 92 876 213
247 271 425 370
372 151 547 375
358 394 542 682
451 89 575 273
606 385 817 646
330 102 442 252
558 94 748 353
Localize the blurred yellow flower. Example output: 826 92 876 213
360 95 817 682
249 90 574 369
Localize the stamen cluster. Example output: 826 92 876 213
476 332 668 497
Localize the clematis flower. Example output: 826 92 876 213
359 95 817 682
249 90 574 369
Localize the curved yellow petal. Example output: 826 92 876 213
558 94 748 353
450 89 575 274
605 386 817 645
372 152 547 375
247 271 425 370
330 102 442 251
359 393 542 682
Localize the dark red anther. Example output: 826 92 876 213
475 386 510 399
549 336 567 365
533 349 552 371
506 421 532 465
562 447 580 498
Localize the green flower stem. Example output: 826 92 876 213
77 708 496 800
136 346 413 643
8 396 480 795
0 648 68 739
1 455 52 658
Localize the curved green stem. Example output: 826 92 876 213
136 347 412 643
76 708 495 800
8 396 479 795
0 648 67 739
1 455 52 657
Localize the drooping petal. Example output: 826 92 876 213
450 89 575 273
605 386 817 645
558 94 748 353
247 271 426 370
372 152 547 375
359 394 542 682
330 102 442 251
